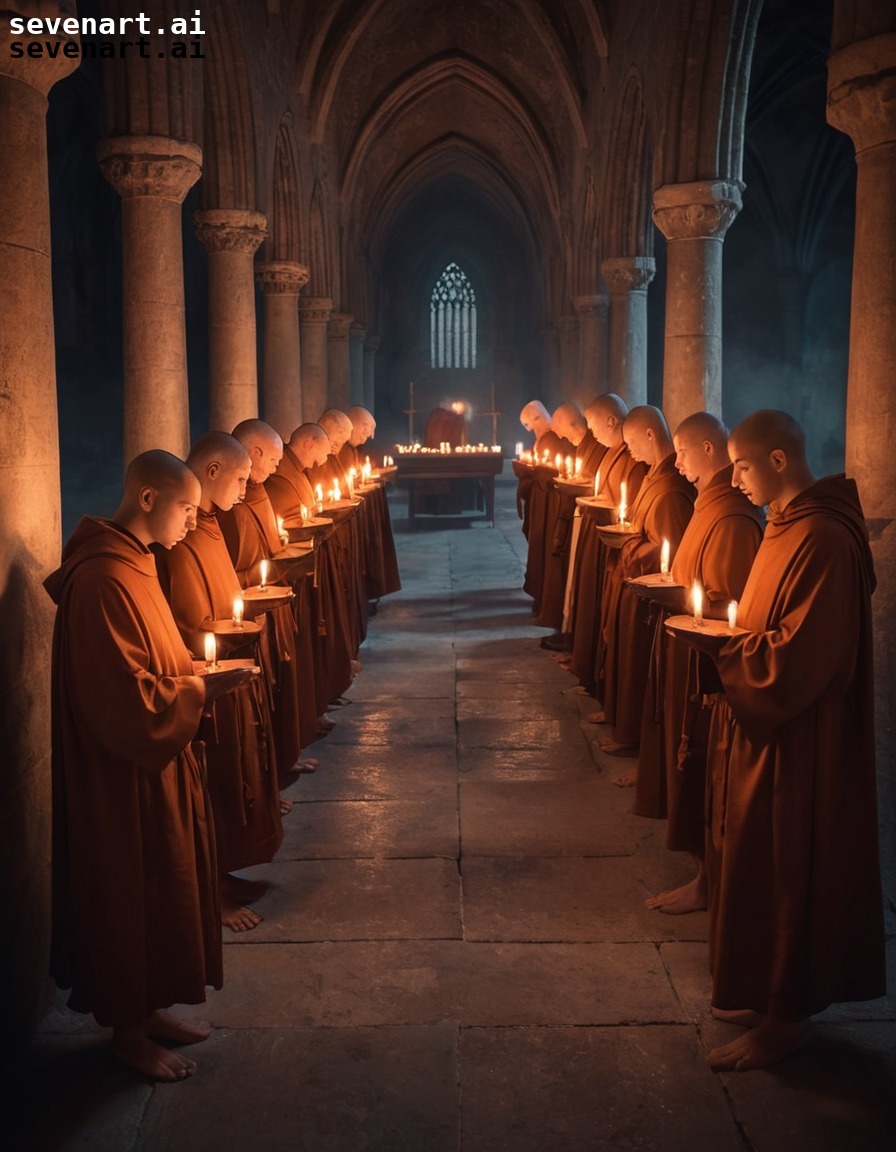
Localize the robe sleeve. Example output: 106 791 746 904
64 574 205 774
716 525 864 743
700 515 763 604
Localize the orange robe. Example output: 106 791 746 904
517 428 567 537
266 448 354 710
705 476 884 1019
156 510 283 874
219 480 309 776
633 466 764 849
523 433 575 610
339 442 401 599
600 454 695 744
569 445 647 690
307 452 368 651
45 518 220 1026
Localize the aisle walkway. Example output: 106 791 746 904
21 474 896 1151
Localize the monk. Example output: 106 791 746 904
671 410 884 1071
597 406 694 776
519 401 574 612
632 413 763 914
220 419 318 776
568 394 647 692
537 401 606 646
516 400 567 539
156 433 283 933
46 450 253 1081
338 405 401 601
266 423 356 715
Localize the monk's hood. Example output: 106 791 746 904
770 474 875 589
44 517 155 605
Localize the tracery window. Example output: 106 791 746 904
430 262 477 368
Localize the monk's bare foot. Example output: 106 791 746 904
645 874 707 914
280 796 293 814
587 710 607 724
146 1009 212 1046
599 737 639 757
223 874 269 903
611 767 637 787
711 1007 767 1028
221 896 263 932
290 757 317 774
111 1027 197 1082
708 1019 802 1072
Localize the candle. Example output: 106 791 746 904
203 632 217 671
575 457 583 477
555 453 562 472
277 515 286 545
333 481 341 501
565 455 573 478
692 581 704 626
660 538 670 575
593 470 601 497
232 596 244 626
515 441 523 457
348 467 356 496
315 483 324 512
727 600 738 630
259 559 269 590
618 477 628 524
300 503 309 523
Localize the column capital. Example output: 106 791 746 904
194 208 267 255
601 256 657 294
328 312 354 340
572 294 609 319
350 322 367 340
98 135 202 203
0 9 80 93
652 180 743 242
298 297 333 324
827 33 896 154
255 261 310 295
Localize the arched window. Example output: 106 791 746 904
430 262 477 368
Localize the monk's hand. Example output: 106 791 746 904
203 666 259 703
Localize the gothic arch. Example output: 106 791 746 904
601 68 654 259
200 0 258 207
268 116 303 263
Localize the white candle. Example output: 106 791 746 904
333 481 341 501
277 515 286 544
259 559 269 589
575 457 583 477
515 441 523 458
232 597 244 625
315 483 324 512
593 470 600 497
692 581 704 626
203 632 217 671
660 538 670 574
300 503 309 523
565 455 573 478
727 600 738 630
348 468 356 496
555 453 562 472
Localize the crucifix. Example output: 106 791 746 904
403 381 417 442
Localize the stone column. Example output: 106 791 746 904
363 335 381 412
573 294 608 403
327 312 354 411
98 135 202 461
255 261 309 439
557 314 579 402
0 10 79 1046
652 180 742 431
349 323 367 406
298 297 333 422
193 208 268 433
827 28 896 911
600 257 657 409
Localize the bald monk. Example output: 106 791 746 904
155 433 282 933
537 401 606 644
671 410 884 1071
266 423 355 716
597 406 695 775
631 413 763 914
516 400 568 539
569 394 647 691
219 419 318 775
520 402 574 613
46 451 253 1081
338 406 401 601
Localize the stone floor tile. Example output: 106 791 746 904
457 746 600 782
288 749 457 802
324 714 458 746
279 797 460 860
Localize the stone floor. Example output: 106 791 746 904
18 472 896 1151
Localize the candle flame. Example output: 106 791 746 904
259 559 269 589
203 632 216 669
727 600 738 630
593 470 600 497
660 538 670 574
692 581 704 625
232 597 244 625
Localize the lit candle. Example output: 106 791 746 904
555 453 562 472
300 503 309 523
259 559 269 590
232 596 244 626
593 470 601 497
618 480 628 525
277 515 287 545
348 467 356 496
565 455 573 478
660 538 670 575
203 632 217 671
575 457 583 477
383 455 388 468
727 599 738 630
333 481 341 501
692 581 704 626
515 441 523 457
315 483 324 512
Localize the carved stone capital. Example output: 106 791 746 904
828 33 896 154
0 9 80 93
298 297 333 324
600 256 657 294
255 261 310 295
572 294 609 319
328 312 354 341
652 181 743 242
97 136 202 203
350 322 367 341
194 209 267 255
